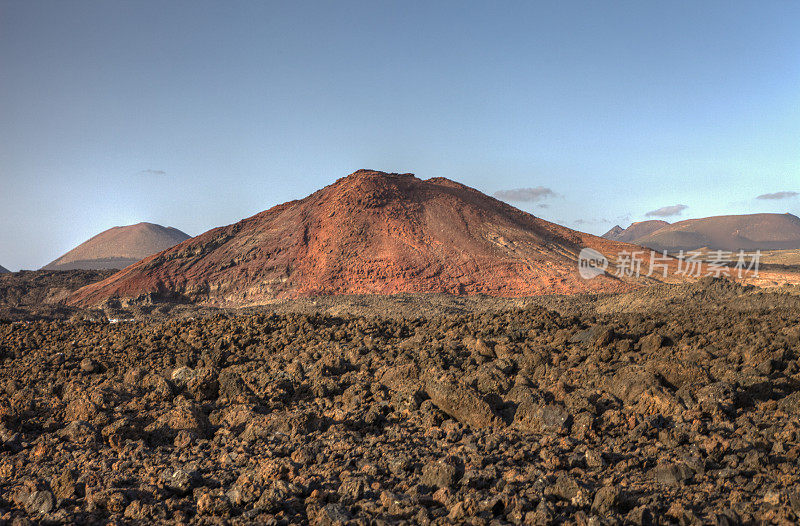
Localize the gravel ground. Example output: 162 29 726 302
1 280 800 524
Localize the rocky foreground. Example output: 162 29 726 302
2 286 800 524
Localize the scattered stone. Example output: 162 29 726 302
25 489 55 515
514 401 572 434
591 485 620 514
80 357 101 373
639 333 665 353
695 382 738 415
626 505 654 526
548 473 581 502
313 503 350 526
146 401 209 439
0 283 798 524
652 462 694 486
425 374 498 428
764 489 781 506
162 468 200 495
421 458 463 488
196 491 232 517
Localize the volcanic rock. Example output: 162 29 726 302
592 485 621 513
425 373 499 428
0 265 9 273
652 462 695 486
17 486 55 516
43 222 190 271
313 503 351 526
3 280 800 523
0 269 115 315
513 401 572 434
68 170 669 307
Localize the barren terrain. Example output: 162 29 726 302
2 279 800 524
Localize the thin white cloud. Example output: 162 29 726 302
573 217 612 226
645 204 687 217
756 191 798 200
139 169 166 176
494 186 556 202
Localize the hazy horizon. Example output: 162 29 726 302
2 1 799 271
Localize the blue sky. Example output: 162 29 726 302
1 1 799 270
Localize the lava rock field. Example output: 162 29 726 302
1 283 800 524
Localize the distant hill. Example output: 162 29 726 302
603 220 669 243
602 225 624 240
43 223 190 271
636 213 800 252
0 265 9 274
68 170 672 308
605 213 800 252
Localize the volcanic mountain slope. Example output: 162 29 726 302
69 170 675 308
634 213 800 252
603 220 669 243
43 222 191 271
0 265 8 274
